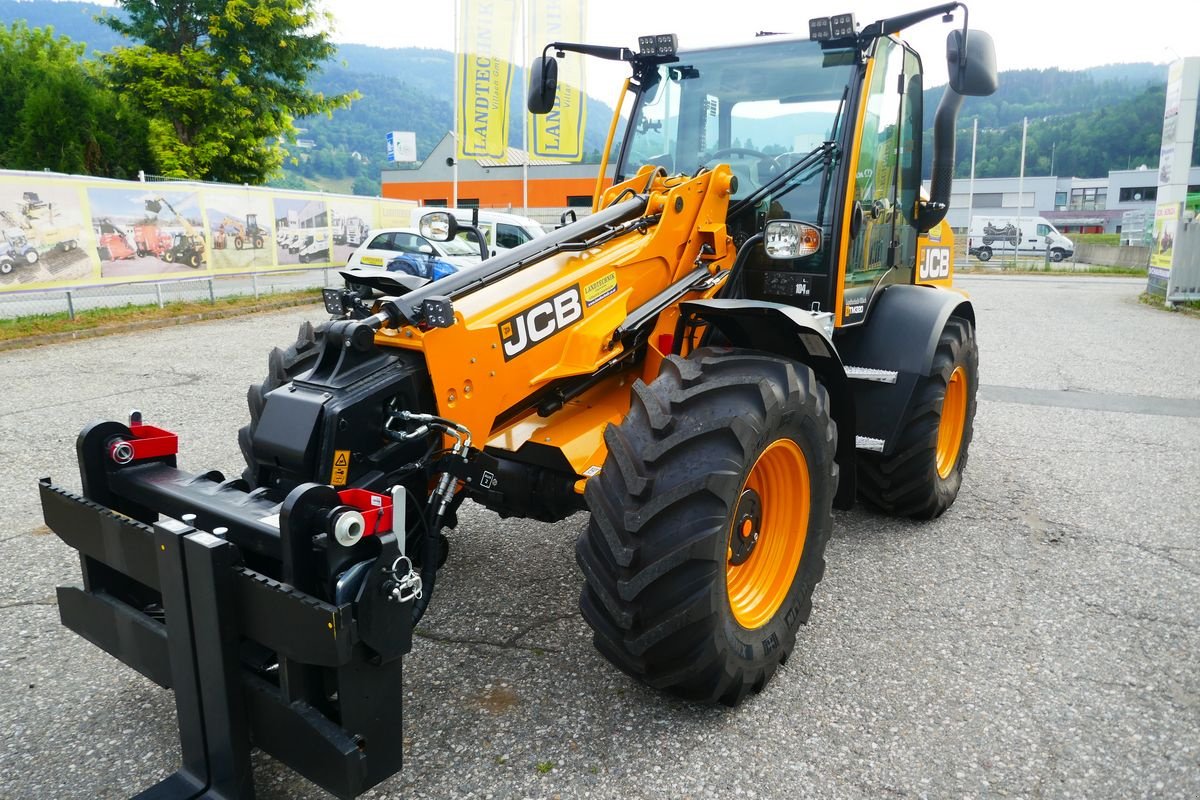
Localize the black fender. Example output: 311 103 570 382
835 283 975 454
681 299 856 509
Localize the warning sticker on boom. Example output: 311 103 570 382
583 272 617 306
331 450 351 486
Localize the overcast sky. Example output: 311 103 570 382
326 0 1200 99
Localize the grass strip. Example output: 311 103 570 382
0 289 322 345
1139 292 1200 317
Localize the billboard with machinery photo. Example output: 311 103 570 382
88 187 208 277
206 191 276 272
0 170 417 293
0 178 94 288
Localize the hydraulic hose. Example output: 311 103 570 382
411 526 438 625
715 232 764 301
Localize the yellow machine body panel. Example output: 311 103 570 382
374 166 737 477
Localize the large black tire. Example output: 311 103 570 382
577 349 838 706
857 317 978 520
238 321 324 485
976 247 992 262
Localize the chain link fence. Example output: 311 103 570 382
0 266 334 320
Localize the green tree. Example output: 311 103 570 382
0 22 151 176
102 0 355 183
266 170 310 190
351 174 380 197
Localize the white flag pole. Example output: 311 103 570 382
453 0 460 207
522 0 529 215
1015 116 1027 266
966 117 977 243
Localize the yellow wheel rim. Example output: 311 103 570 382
936 366 968 479
726 439 809 630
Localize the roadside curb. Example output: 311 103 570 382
0 296 323 352
957 268 1146 278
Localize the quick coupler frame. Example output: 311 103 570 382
39 419 414 800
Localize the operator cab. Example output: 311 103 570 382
613 32 924 326
529 3 996 329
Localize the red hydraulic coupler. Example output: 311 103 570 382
108 410 179 465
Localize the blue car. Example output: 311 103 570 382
387 252 459 281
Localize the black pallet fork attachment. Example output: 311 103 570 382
40 419 415 799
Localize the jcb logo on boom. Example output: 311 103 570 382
499 285 583 360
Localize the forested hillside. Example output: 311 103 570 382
0 0 1186 188
929 64 1184 178
946 83 1174 179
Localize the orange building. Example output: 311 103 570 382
381 133 614 211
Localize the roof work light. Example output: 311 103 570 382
638 34 678 57
808 13 857 41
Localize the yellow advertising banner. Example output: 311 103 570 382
0 170 415 294
456 0 519 160
1150 201 1179 271
528 0 587 162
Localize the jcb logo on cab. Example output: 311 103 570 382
920 247 951 280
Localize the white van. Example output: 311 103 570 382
408 208 547 257
968 215 1074 262
298 231 330 263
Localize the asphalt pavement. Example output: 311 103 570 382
0 274 1197 799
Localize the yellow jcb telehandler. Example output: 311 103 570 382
39 4 996 797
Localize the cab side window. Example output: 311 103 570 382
846 37 905 288
842 37 920 320
496 223 532 249
394 233 424 254
895 46 922 271
456 226 494 248
366 233 396 251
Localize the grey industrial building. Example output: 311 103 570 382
945 166 1200 235
383 132 1198 239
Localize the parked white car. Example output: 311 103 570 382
346 228 485 278
407 208 546 257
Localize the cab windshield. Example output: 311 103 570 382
617 38 856 209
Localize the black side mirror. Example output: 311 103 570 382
419 211 458 242
421 211 489 261
946 29 998 97
527 55 559 114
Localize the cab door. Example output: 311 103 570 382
838 37 921 326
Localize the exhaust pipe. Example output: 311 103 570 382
918 25 998 233
918 86 964 233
